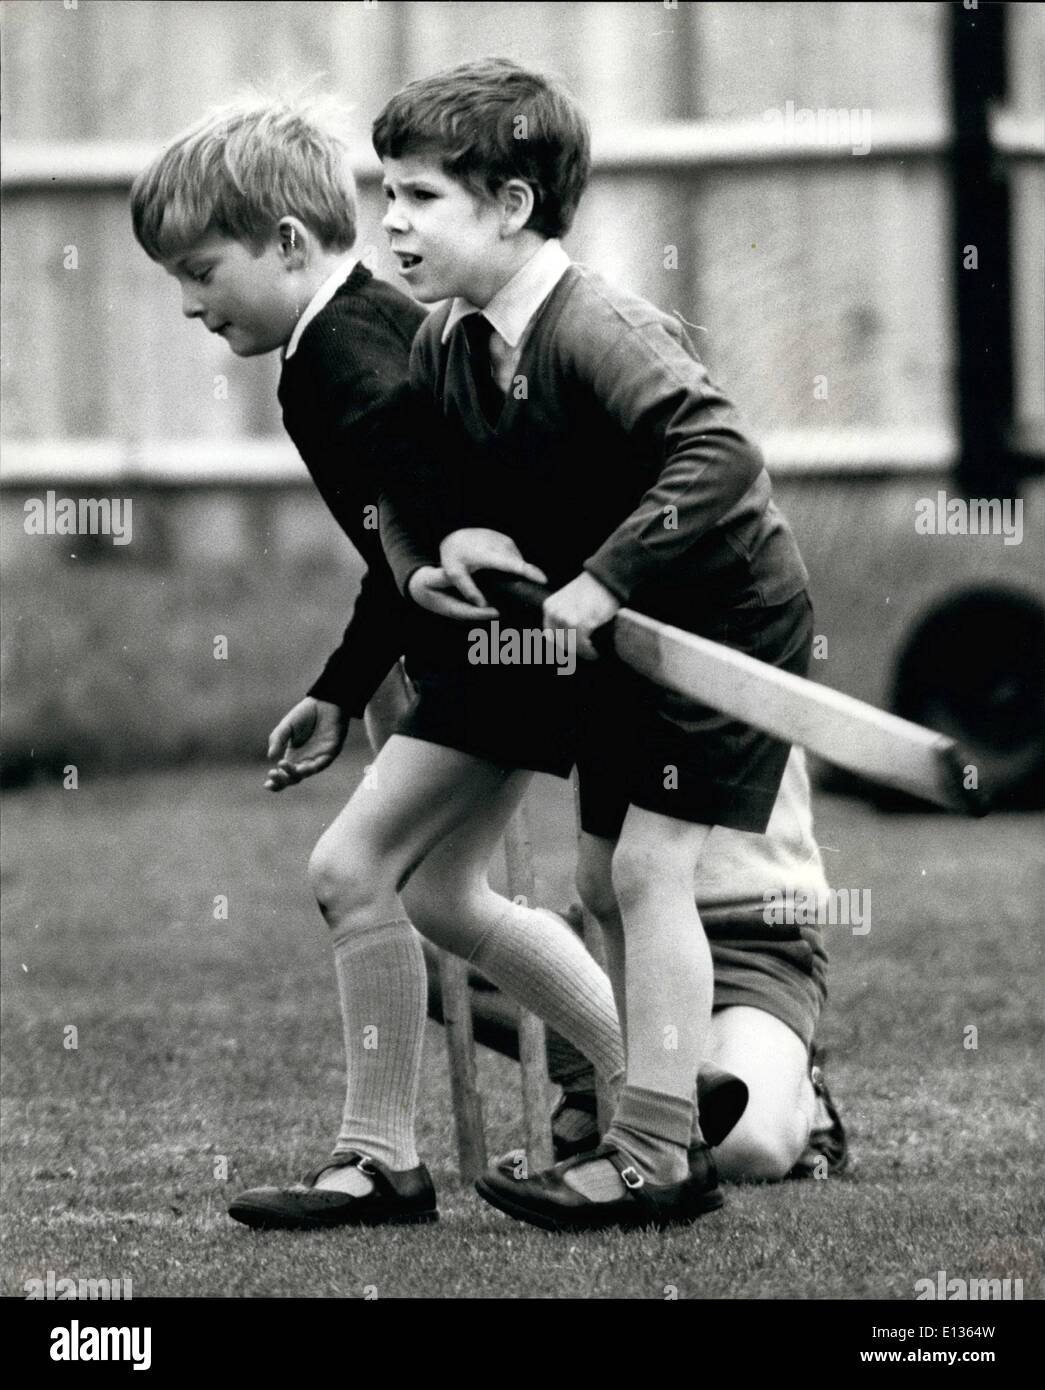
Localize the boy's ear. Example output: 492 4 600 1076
498 179 536 236
278 216 309 269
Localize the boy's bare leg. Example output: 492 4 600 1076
399 832 624 1105
362 660 414 751
578 828 716 1139
575 831 627 1050
578 831 818 1181
307 734 527 1190
705 1006 816 1181
362 661 623 1096
566 808 713 1199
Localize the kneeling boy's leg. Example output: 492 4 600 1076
706 1005 815 1181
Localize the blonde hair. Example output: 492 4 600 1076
131 93 358 260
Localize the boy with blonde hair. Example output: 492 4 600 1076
131 96 641 1229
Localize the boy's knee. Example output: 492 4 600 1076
307 837 367 920
609 842 661 910
400 874 488 957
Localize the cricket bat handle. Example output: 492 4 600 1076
475 569 551 617
474 570 617 654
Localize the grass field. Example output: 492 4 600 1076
2 744 1042 1300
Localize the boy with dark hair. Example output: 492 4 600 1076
372 57 820 1229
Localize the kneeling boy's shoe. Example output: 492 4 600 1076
550 1068 749 1162
789 1052 848 1179
227 1152 438 1230
697 1066 749 1148
476 1142 724 1234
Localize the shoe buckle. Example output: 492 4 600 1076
620 1165 644 1190
355 1156 376 1176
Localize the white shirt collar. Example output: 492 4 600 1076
442 240 571 346
284 254 359 360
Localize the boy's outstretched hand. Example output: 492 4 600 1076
407 528 547 620
264 696 348 791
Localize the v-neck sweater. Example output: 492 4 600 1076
402 262 808 622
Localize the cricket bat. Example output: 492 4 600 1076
475 571 989 817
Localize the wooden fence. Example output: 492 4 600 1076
2 1 1041 485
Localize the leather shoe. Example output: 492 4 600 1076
227 1151 438 1230
476 1141 724 1234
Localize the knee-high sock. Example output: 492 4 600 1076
332 917 428 1170
467 905 624 1097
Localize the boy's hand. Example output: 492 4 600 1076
542 572 620 661
407 564 500 622
265 697 348 791
439 528 548 609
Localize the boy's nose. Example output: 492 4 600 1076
381 203 408 235
180 286 204 319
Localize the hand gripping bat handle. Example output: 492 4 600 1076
472 569 620 659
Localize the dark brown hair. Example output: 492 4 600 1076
372 57 591 238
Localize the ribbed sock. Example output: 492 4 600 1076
327 917 428 1184
565 1084 693 1199
468 905 625 1099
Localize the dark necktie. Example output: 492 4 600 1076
460 313 503 429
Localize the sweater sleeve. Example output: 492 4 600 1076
306 560 407 714
576 317 764 602
378 487 437 598
292 305 429 702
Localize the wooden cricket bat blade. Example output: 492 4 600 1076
610 609 989 817
471 571 988 817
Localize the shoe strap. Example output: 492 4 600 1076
304 1151 396 1195
558 1142 659 1208
602 1147 648 1193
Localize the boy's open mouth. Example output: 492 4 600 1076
396 253 423 270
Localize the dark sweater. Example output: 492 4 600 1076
394 262 808 627
277 264 447 714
